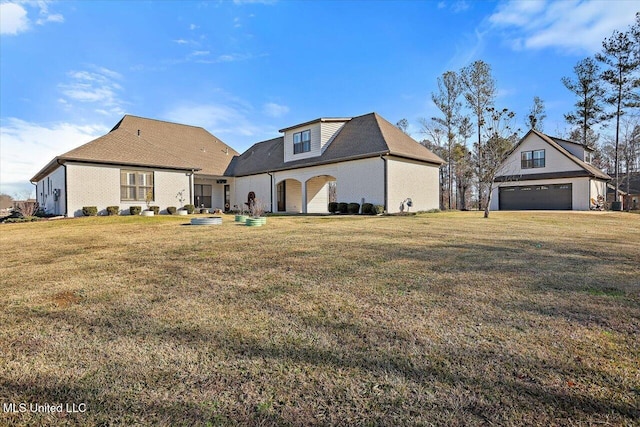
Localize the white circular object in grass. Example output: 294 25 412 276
191 217 222 225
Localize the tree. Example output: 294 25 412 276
479 107 519 218
526 96 546 131
561 57 610 146
619 117 640 210
454 115 474 210
0 193 14 211
460 60 496 210
396 118 410 135
420 122 447 209
596 16 640 203
431 70 463 209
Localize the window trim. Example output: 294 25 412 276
521 149 545 169
120 170 154 202
293 129 311 154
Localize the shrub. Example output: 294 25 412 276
82 206 98 216
150 206 160 215
106 206 119 216
328 202 338 214
129 206 142 215
374 205 384 214
362 203 374 215
347 203 360 214
184 204 195 214
167 206 177 215
338 202 349 214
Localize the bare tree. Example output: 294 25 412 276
420 121 447 209
396 118 410 135
460 60 496 210
480 107 520 218
619 117 640 210
527 96 546 131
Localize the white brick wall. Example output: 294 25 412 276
65 163 190 216
387 157 440 212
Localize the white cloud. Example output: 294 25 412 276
263 102 289 118
164 103 263 137
0 2 29 35
489 0 638 54
0 118 108 195
36 13 64 25
0 1 63 35
58 66 126 116
189 23 199 30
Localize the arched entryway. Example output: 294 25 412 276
276 178 303 213
305 175 336 213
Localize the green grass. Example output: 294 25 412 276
1 211 639 426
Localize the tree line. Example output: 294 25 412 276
398 13 640 216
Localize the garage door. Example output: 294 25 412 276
499 184 572 210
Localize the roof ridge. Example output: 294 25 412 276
120 114 209 131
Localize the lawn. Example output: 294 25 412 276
0 212 638 426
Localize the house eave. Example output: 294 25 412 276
31 157 200 182
495 170 611 182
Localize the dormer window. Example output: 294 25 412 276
521 149 545 169
293 130 311 154
585 152 592 163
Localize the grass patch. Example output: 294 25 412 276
1 212 639 426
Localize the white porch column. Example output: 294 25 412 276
301 181 308 214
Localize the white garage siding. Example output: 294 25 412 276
387 157 440 212
65 163 191 217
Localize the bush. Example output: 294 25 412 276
328 202 338 214
184 204 195 214
347 203 360 214
374 205 384 214
106 206 119 216
362 203 374 215
150 206 160 215
82 206 98 216
167 206 177 215
129 206 142 215
338 202 349 214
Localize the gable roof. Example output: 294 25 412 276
31 115 238 182
227 112 444 176
496 129 610 181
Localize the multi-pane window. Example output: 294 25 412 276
293 130 311 154
120 170 154 201
521 149 545 169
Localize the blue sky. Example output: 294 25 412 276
1 0 637 196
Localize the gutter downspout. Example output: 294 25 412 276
188 170 195 206
267 172 274 213
381 155 388 213
56 159 68 217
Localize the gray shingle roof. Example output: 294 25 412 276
31 115 238 182
227 112 444 177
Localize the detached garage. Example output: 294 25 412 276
490 130 610 211
498 184 572 210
